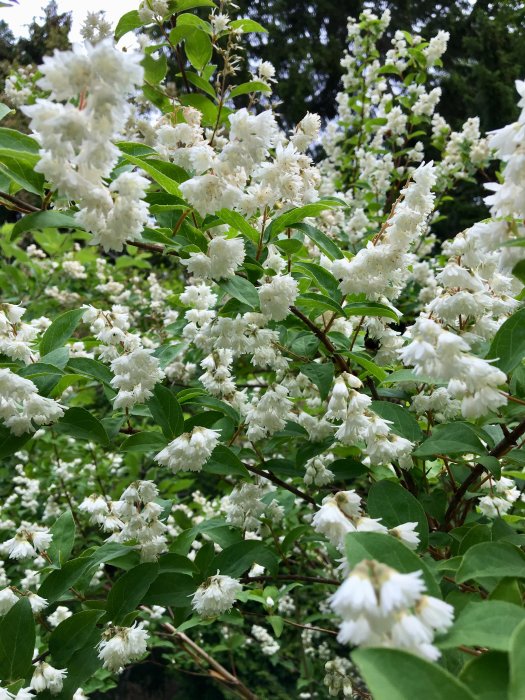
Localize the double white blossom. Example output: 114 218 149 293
330 559 454 660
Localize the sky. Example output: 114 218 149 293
0 0 137 42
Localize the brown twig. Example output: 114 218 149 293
162 622 258 700
0 191 40 212
442 416 525 528
245 462 316 506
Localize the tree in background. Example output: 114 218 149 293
235 0 525 132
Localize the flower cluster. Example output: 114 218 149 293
23 39 147 251
330 560 454 660
313 490 419 552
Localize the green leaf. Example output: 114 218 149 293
0 425 31 459
300 362 334 400
0 103 14 121
414 422 486 457
49 610 105 667
292 222 344 260
439 601 525 651
0 127 39 153
346 351 388 382
179 93 219 126
487 307 525 373
219 275 259 308
40 308 85 356
459 652 509 700
47 510 76 566
66 357 114 389
0 150 45 195
297 292 346 317
266 200 342 238
148 385 184 440
107 563 159 623
121 431 167 453
370 401 423 442
211 541 278 578
143 573 197 607
0 598 35 683
11 211 80 240
229 18 267 33
185 29 213 71
294 261 341 299
204 445 249 477
344 301 399 322
39 543 132 603
228 81 272 99
456 542 525 583
352 648 477 700
172 0 216 10
217 209 259 243
345 531 440 597
509 619 525 700
120 152 187 194
381 369 435 385
184 70 216 98
143 52 168 83
367 480 429 550
115 10 142 39
55 407 110 447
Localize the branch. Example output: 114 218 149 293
162 623 258 700
245 462 317 506
443 416 525 528
0 191 40 212
125 239 178 256
290 306 379 399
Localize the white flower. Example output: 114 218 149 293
98 623 149 672
0 588 18 614
258 274 298 321
329 570 378 618
191 574 242 617
389 522 420 550
110 348 164 409
27 592 48 614
30 663 67 695
330 560 454 661
155 427 220 473
379 570 426 615
47 605 72 628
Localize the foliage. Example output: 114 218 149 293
0 2 524 700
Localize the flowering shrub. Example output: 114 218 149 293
0 3 525 699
